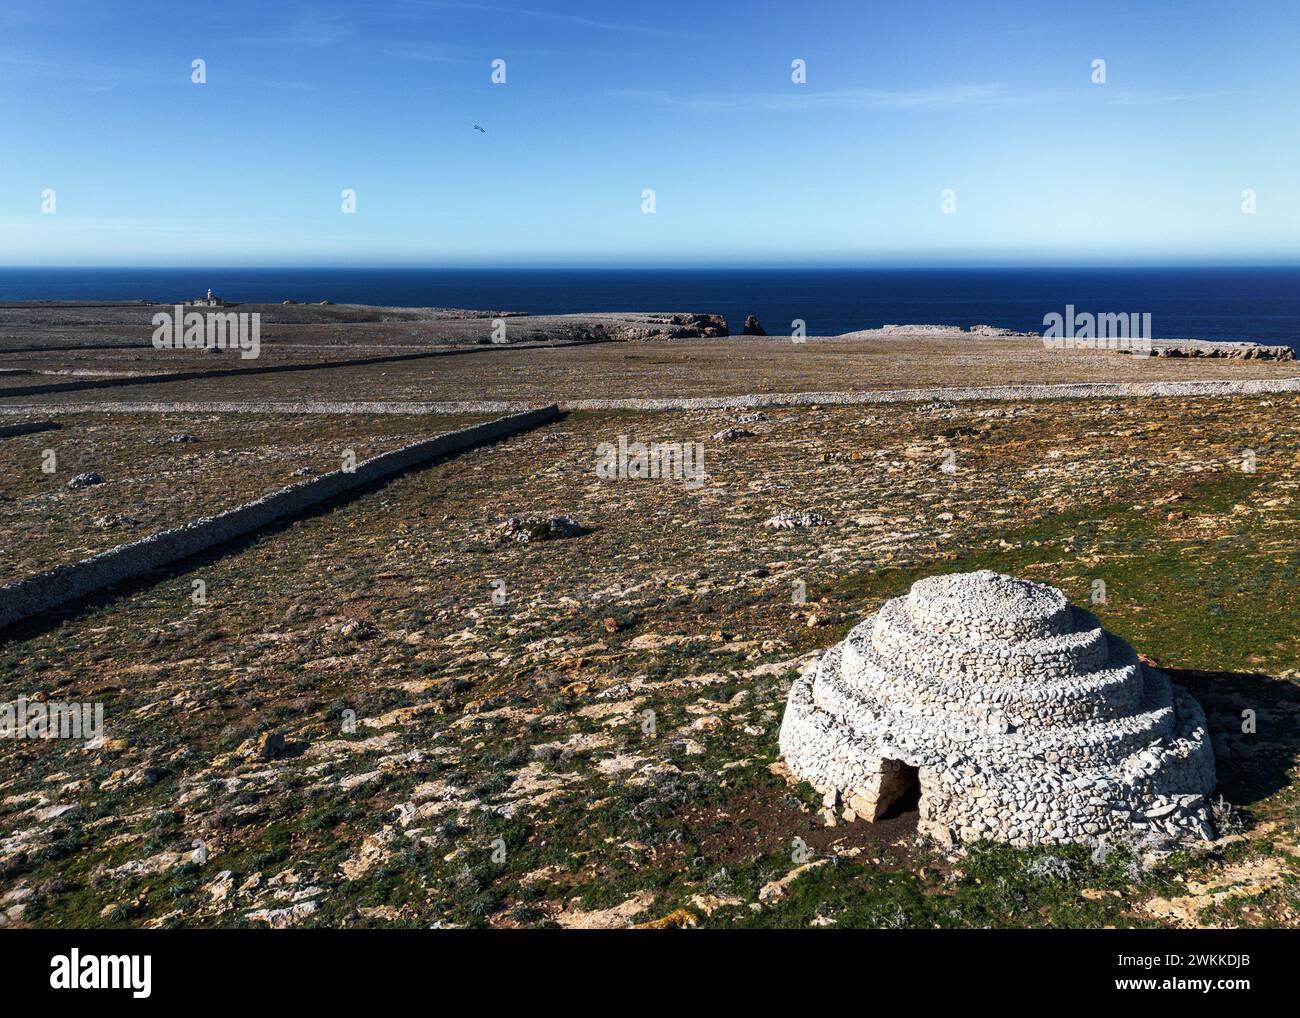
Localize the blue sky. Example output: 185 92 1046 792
1 0 1297 266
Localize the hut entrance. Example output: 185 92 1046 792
877 760 921 819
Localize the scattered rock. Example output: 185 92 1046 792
284 603 316 623
245 900 319 927
252 732 286 761
205 870 235 903
99 766 162 791
555 890 655 929
496 515 586 544
758 860 827 901
67 472 104 489
689 893 743 915
765 511 834 529
337 619 378 641
103 848 191 879
340 826 401 880
634 908 698 929
1024 856 1078 882
92 514 140 529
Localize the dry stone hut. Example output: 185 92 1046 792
779 570 1217 846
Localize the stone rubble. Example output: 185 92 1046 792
92 514 141 529
496 515 586 544
764 511 835 529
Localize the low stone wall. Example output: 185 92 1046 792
0 339 614 400
3 375 1299 419
0 348 466 399
0 420 61 438
0 405 558 633
558 376 1300 412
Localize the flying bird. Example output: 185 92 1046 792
473 124 486 133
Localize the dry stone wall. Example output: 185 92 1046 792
0 406 558 632
0 420 61 439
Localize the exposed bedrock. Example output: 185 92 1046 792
1150 340 1294 360
778 570 1217 847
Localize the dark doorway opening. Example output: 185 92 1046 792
877 761 921 820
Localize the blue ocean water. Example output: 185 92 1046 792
1 266 1297 350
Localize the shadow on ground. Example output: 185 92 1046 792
1169 668 1300 813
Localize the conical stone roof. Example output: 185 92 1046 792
778 570 1217 846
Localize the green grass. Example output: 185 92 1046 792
825 469 1297 676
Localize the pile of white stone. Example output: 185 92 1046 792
779 570 1217 847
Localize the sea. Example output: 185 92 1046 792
1 266 1297 351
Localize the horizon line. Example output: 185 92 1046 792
5 261 1300 272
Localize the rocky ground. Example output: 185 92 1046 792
2 304 1296 410
1 393 1297 928
0 303 725 358
850 323 1294 360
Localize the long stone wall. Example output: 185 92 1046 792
4 375 1294 418
0 420 61 438
0 339 613 400
557 376 1300 412
0 405 558 633
0 348 478 399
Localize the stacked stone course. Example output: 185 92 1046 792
779 570 1217 846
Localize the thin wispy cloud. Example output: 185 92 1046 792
239 0 675 53
770 84 1022 111
606 83 1242 113
0 50 313 92
606 84 1029 113
378 44 474 65
403 0 675 36
1102 88 1243 106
